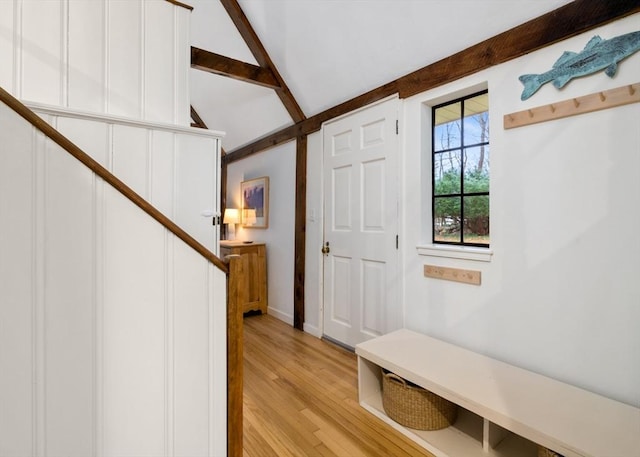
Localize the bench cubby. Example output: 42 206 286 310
356 329 640 457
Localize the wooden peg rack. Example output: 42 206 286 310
504 82 639 129
424 265 481 285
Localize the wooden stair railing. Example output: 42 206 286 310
0 87 227 272
225 255 244 457
0 86 243 457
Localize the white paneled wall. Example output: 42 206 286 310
0 0 190 125
0 101 226 457
29 103 223 253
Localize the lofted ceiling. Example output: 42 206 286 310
188 0 575 152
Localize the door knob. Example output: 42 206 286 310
321 241 330 255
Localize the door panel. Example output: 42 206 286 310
331 256 352 325
175 135 219 253
362 159 385 231
322 97 399 348
362 259 385 337
332 165 353 230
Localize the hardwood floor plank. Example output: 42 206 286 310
272 369 425 457
314 444 339 457
301 409 370 457
244 365 324 451
244 384 324 453
243 314 434 457
244 423 280 457
314 429 370 457
244 404 312 457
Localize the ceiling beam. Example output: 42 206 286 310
191 46 281 90
219 0 306 123
190 105 209 129
223 0 640 164
396 0 640 99
224 81 399 164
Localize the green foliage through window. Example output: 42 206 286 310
432 91 489 246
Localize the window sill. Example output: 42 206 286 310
416 244 493 262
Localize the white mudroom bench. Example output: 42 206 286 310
356 329 640 457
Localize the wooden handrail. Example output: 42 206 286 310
0 86 228 274
164 0 193 11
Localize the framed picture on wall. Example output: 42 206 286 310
241 176 269 228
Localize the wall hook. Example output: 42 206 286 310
629 85 636 95
527 109 534 118
599 92 606 102
549 104 556 113
572 98 580 108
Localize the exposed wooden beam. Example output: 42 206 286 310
294 135 307 331
223 0 640 163
223 81 398 164
397 0 640 99
190 105 209 129
191 46 281 90
223 124 300 164
219 0 306 123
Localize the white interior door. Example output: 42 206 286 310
322 97 399 349
175 135 220 253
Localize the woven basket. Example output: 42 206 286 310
538 446 564 457
381 369 457 430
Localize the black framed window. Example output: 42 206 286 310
432 90 489 246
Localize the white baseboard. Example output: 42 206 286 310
303 323 322 338
266 308 322 339
266 307 293 326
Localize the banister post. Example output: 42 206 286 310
227 256 244 457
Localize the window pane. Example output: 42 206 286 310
463 93 489 146
434 102 461 151
432 90 489 247
434 197 461 243
463 195 489 245
434 150 461 195
464 146 490 193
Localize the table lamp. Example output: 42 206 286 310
223 208 239 240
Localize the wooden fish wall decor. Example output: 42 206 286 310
519 31 640 100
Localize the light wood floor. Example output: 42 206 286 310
243 313 434 457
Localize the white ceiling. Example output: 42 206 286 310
188 0 574 151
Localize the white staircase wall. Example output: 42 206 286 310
0 100 226 456
0 0 190 125
28 103 223 254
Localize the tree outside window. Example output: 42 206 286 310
432 91 489 246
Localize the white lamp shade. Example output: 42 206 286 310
243 208 257 225
223 208 239 224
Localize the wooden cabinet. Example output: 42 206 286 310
220 241 267 314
